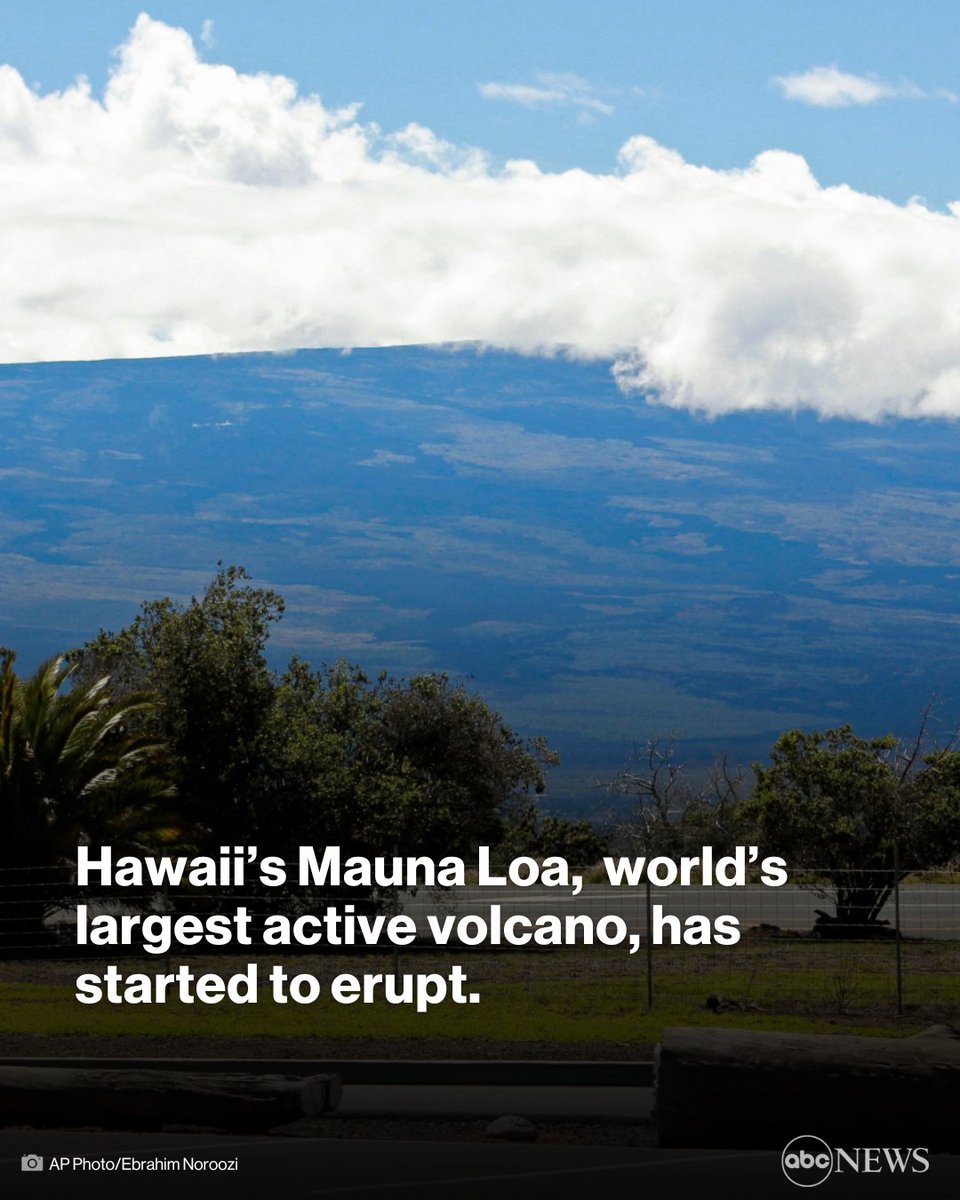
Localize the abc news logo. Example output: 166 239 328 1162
782 1135 930 1187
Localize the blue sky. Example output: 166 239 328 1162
2 4 960 419
6 1 959 204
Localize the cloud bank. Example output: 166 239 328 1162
4 15 960 420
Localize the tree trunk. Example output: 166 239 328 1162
655 1025 960 1149
0 1066 342 1131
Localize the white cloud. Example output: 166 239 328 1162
199 18 215 49
383 121 485 172
774 65 923 107
357 449 416 468
478 72 614 116
4 17 960 420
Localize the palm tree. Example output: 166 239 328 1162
0 653 178 954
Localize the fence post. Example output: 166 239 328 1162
392 843 401 984
163 880 172 978
893 848 903 1016
645 878 654 1011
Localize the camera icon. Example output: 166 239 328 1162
21 1154 44 1172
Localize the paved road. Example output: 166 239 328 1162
2 1132 957 1199
401 884 960 938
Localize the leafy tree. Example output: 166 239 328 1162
262 658 557 860
376 671 556 855
745 722 960 931
74 564 284 846
75 567 556 862
0 653 176 952
257 657 397 856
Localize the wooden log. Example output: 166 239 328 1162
655 1024 960 1149
0 1066 342 1131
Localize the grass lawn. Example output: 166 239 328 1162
1 936 956 1046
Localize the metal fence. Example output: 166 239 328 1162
400 866 960 1018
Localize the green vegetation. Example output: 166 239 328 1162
0 653 177 951
70 565 560 863
0 978 911 1044
608 726 960 930
746 723 960 930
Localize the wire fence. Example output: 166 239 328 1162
400 866 960 1018
1 863 958 1023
